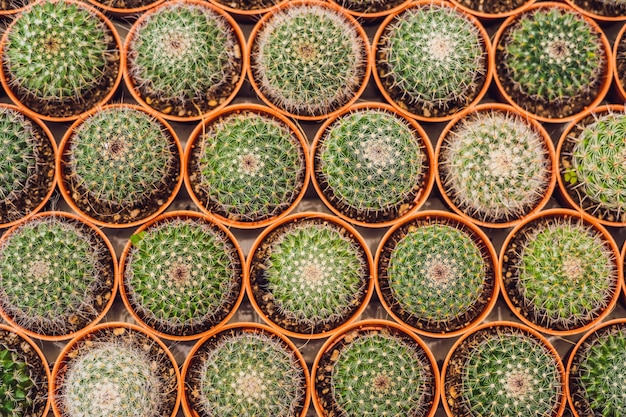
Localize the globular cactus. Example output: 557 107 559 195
0 349 34 417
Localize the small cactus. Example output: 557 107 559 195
313 105 430 225
126 1 243 119
249 1 369 118
0 349 34 417
375 2 488 119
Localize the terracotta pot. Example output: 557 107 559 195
51 321 181 417
327 0 412 20
499 208 622 336
85 0 164 15
435 102 556 229
310 101 434 228
371 0 492 122
564 0 626 22
56 103 183 229
184 103 310 229
492 2 612 123
247 0 371 121
311 319 440 417
118 210 246 341
207 0 288 20
0 211 118 341
448 0 536 19
123 0 247 122
246 211 375 340
181 322 311 417
0 103 57 229
613 23 626 103
0 0 123 122
442 321 566 417
375 210 499 338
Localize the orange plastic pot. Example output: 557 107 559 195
448 0 536 19
85 0 164 16
613 23 626 103
564 0 626 22
328 0 412 20
208 0 288 20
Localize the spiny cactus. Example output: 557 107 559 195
378 216 494 334
561 109 626 224
496 5 606 119
445 324 564 417
315 325 437 417
186 326 307 417
188 108 307 224
439 107 552 225
61 105 180 225
123 215 243 338
248 216 370 335
375 2 487 119
250 2 369 118
314 106 429 225
1 0 120 119
0 213 115 338
0 349 34 417
126 1 243 118
502 215 618 332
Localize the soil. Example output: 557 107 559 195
336 0 407 14
570 0 626 18
92 0 160 11
0 328 48 417
616 35 626 95
0 122 55 226
212 0 280 11
0 0 28 10
377 216 495 335
453 0 529 15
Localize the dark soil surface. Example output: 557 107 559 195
453 0 529 15
335 0 407 14
570 0 626 18
212 0 280 11
91 0 160 11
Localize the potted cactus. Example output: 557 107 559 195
312 319 439 417
448 0 536 19
57 104 182 228
311 102 434 228
564 0 626 21
0 0 123 122
500 209 621 336
248 0 370 120
181 322 310 417
376 211 499 338
246 212 373 339
185 103 309 229
372 0 491 122
119 211 245 340
124 0 246 121
0 104 56 229
436 103 555 228
442 321 566 417
0 211 117 340
493 2 611 122
51 322 180 417
0 324 50 417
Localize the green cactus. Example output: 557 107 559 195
61 105 180 225
496 5 606 119
439 107 552 225
126 1 243 118
502 215 618 332
0 214 115 338
1 0 120 118
250 2 369 118
375 2 487 119
188 108 307 224
0 349 34 417
445 324 564 417
186 326 308 417
314 106 429 224
123 215 243 337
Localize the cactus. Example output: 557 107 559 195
314 106 429 224
126 1 243 118
123 215 243 337
186 326 308 417
61 105 180 225
0 214 115 338
502 215 618 332
188 108 307 224
445 324 564 417
0 349 34 417
1 0 120 118
496 5 606 119
375 2 487 119
439 107 552 225
249 2 369 118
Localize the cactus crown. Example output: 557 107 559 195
376 3 486 118
439 108 552 224
250 2 368 118
314 107 428 224
124 216 242 337
0 349 34 417
0 214 114 337
504 215 617 331
191 109 306 224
